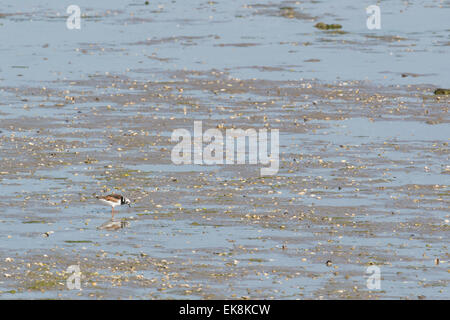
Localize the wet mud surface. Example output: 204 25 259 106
0 1 449 299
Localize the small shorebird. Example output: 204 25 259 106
96 194 131 220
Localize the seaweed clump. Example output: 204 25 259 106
315 22 342 30
434 88 450 95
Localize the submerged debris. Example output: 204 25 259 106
280 7 296 19
42 231 54 238
97 220 130 231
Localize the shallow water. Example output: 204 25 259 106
0 0 449 299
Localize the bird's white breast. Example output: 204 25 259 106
99 199 120 207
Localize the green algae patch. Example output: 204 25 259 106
2 290 17 294
248 258 266 263
315 22 342 30
434 88 450 95
27 279 62 291
23 220 48 224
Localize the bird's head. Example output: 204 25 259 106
122 196 131 207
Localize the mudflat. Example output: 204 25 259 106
0 1 448 299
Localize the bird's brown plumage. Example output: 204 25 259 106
97 194 121 203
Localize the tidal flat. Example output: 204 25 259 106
0 0 448 299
